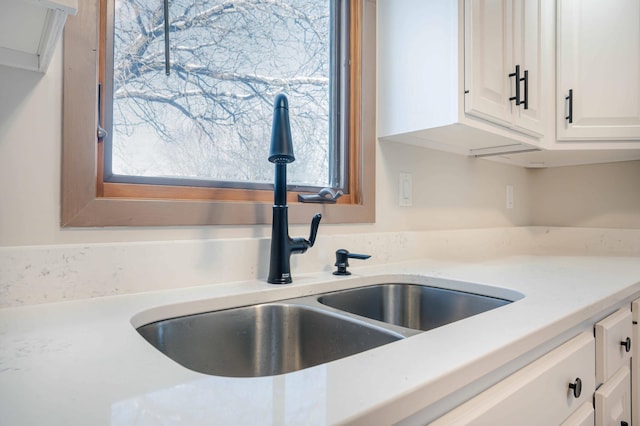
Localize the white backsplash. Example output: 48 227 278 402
1 227 639 308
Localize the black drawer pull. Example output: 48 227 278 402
568 377 582 398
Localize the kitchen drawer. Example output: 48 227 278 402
429 332 595 425
595 365 631 426
595 307 632 384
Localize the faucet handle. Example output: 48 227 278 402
307 213 322 247
290 213 322 254
334 249 371 275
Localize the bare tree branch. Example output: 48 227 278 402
111 0 332 186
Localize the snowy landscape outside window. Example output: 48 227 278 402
105 0 348 192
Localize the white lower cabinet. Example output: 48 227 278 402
595 307 633 385
560 402 594 426
632 299 640 426
430 332 595 425
595 366 631 426
430 304 638 425
594 306 633 426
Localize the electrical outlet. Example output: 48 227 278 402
399 173 412 206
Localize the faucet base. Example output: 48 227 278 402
267 205 293 284
268 275 293 285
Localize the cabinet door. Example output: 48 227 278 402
465 0 514 127
595 307 633 385
633 299 639 426
511 0 544 137
465 0 545 137
595 366 632 426
557 0 640 140
430 332 595 425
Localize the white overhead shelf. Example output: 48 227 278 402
0 0 78 72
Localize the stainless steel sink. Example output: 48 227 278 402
137 303 402 377
136 280 518 377
318 284 512 331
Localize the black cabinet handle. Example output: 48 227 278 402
621 421 629 426
509 65 528 110
568 377 582 398
621 337 631 353
522 69 529 110
509 65 521 106
565 89 573 123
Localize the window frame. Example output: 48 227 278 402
61 0 376 227
104 0 348 194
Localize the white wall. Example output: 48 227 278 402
531 160 640 228
0 42 532 248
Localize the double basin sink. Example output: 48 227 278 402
137 281 518 378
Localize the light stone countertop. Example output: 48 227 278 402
1 255 640 425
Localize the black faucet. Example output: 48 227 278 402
267 94 322 284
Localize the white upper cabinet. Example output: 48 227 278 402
465 0 513 129
379 0 640 166
557 0 640 141
378 0 552 157
0 0 78 73
466 0 545 137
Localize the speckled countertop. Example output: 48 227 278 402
1 255 640 425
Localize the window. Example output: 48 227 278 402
107 0 341 192
61 0 375 226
